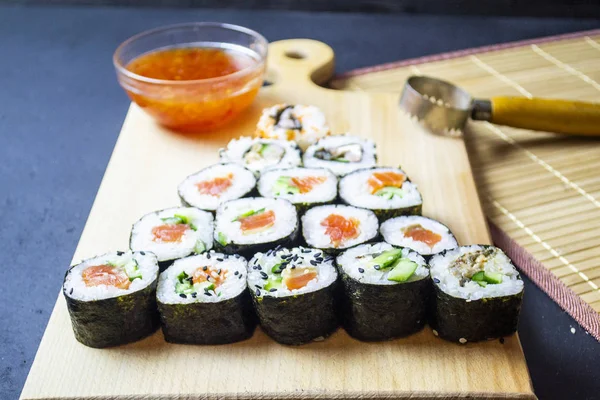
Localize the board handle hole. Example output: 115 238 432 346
284 50 306 60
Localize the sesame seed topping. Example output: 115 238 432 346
358 268 365 273
459 338 467 344
433 278 440 283
179 293 187 298
234 271 239 276
499 337 505 344
432 329 438 336
314 253 322 258
206 253 211 259
191 293 197 298
217 258 224 262
269 288 277 292
255 289 261 296
260 272 268 279
238 274 243 279
217 269 222 275
116 251 124 256
255 285 262 289
69 288 73 295
202 266 208 271
374 265 381 270
140 251 146 256
310 260 318 266
205 292 212 297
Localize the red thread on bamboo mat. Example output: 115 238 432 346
489 220 600 342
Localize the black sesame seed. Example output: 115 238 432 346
292 255 299 262
358 268 365 273
274 245 282 251
202 266 208 271
291 265 296 269
310 260 318 266
191 293 197 298
255 285 262 289
217 269 222 275
238 274 243 279
69 288 73 295
315 257 323 262
314 253 322 258
206 253 211 259
433 278 440 284
116 251 124 256
140 251 146 256
255 289 261 296
374 265 381 270
499 337 505 344
269 288 277 292
205 292 213 297
217 258 224 262
179 293 187 298
302 249 311 253
260 272 268 279
252 265 259 270
234 271 239 276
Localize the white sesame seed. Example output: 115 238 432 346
459 338 467 344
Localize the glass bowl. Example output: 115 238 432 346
113 22 267 132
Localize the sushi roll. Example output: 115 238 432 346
429 245 524 343
213 197 299 258
258 167 338 213
248 247 339 345
219 136 301 175
303 134 377 176
63 251 160 348
339 167 422 221
255 104 330 151
178 163 256 211
130 207 213 269
156 252 255 344
337 243 430 341
380 216 458 256
301 205 379 253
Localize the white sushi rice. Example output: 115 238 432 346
258 167 337 205
219 136 301 175
157 252 247 304
248 247 337 298
64 251 159 301
380 216 458 255
178 163 256 211
339 167 422 210
214 198 297 246
130 207 214 262
301 205 379 250
255 104 330 151
336 242 428 284
303 134 377 176
430 245 524 301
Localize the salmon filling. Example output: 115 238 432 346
238 209 276 234
321 214 360 247
368 171 406 194
192 266 227 288
290 176 327 193
282 267 318 290
403 224 442 248
196 173 233 196
152 224 190 243
82 265 130 289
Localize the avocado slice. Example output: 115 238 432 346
370 248 403 270
387 259 418 282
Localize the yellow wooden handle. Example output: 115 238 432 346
490 97 600 136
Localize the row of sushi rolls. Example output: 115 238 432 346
64 104 524 348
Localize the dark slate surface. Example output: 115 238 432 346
1 5 599 400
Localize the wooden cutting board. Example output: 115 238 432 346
20 39 535 400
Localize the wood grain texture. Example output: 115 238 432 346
20 39 534 400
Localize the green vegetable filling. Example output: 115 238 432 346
370 248 403 270
194 239 206 254
109 258 142 282
232 208 266 222
387 259 418 283
217 232 228 246
174 271 216 295
161 213 197 231
471 271 503 287
273 176 300 196
264 276 283 291
375 186 404 200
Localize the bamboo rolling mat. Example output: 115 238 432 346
331 29 600 341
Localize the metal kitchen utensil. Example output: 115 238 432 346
399 75 600 136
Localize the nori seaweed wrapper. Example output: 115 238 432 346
430 283 523 343
63 276 159 348
340 271 430 341
214 216 300 259
158 290 256 344
251 283 340 345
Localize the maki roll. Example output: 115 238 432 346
63 251 159 348
156 252 255 344
258 167 337 213
380 216 458 256
302 205 379 253
337 243 430 341
213 197 299 257
255 104 330 151
219 137 301 175
339 167 422 221
429 245 524 343
248 247 339 345
303 134 377 176
130 207 213 269
178 163 256 211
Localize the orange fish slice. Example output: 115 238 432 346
282 267 318 290
192 266 227 288
196 173 234 196
290 176 327 193
321 214 360 247
403 224 442 248
82 265 130 289
368 171 406 194
238 209 276 234
152 224 190 243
